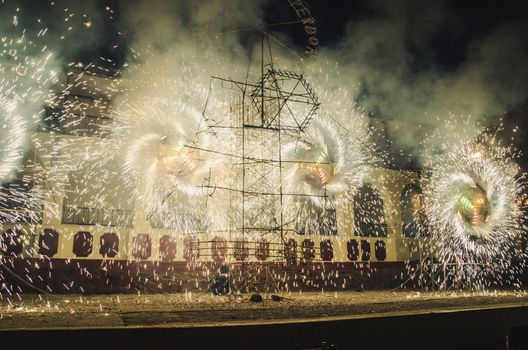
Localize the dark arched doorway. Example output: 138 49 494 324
353 184 387 237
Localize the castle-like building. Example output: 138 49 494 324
0 70 431 293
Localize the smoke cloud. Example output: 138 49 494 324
110 0 528 166
320 0 528 164
3 0 526 169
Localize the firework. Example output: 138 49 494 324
117 97 213 231
1 2 525 298
0 12 57 225
423 133 526 286
101 56 235 233
0 104 26 182
282 87 375 234
284 117 370 206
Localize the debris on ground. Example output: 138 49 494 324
271 294 284 302
0 290 526 330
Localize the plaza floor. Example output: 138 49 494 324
1 289 527 330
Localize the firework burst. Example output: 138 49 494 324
103 56 235 233
423 132 526 286
284 117 370 205
116 96 216 231
282 84 375 234
0 104 26 182
0 12 58 226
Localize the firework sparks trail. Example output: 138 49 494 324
0 103 25 182
52 56 380 250
282 87 375 234
423 132 527 287
117 96 223 232
0 11 58 225
76 57 237 234
284 117 370 205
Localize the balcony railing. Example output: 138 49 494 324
402 219 431 238
60 114 111 138
41 108 111 138
62 205 134 227
0 207 43 224
149 215 208 231
356 222 388 237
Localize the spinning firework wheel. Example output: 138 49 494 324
417 133 527 290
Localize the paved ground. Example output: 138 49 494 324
0 289 527 330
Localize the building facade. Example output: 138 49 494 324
0 71 427 293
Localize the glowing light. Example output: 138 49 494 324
284 117 371 208
0 18 56 182
457 186 489 227
423 137 526 286
0 104 26 182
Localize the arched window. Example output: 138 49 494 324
295 199 337 236
62 162 133 226
159 235 177 261
73 231 93 257
301 239 315 261
100 232 119 258
211 237 227 261
0 229 23 256
284 239 297 263
361 240 371 261
320 239 333 261
353 184 387 237
39 229 59 257
347 239 359 261
255 239 269 261
375 240 387 261
183 235 200 261
234 240 249 261
132 234 151 260
401 184 425 238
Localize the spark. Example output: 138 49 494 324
422 134 527 287
0 11 58 225
283 112 373 233
0 104 25 182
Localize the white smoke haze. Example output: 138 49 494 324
108 0 528 168
118 0 264 70
1 0 524 219
54 0 526 235
1 0 526 178
0 6 59 184
309 0 528 163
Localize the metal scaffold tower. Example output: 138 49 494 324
198 33 321 291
